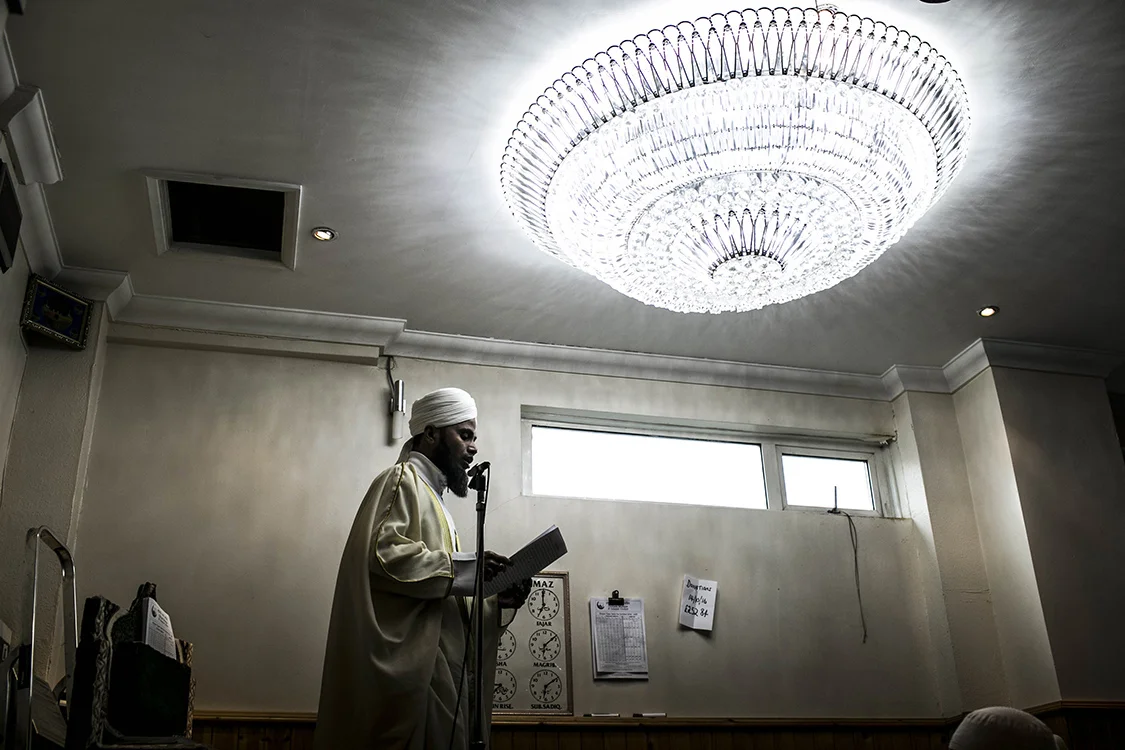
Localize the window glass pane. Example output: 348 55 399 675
781 454 874 510
531 426 767 509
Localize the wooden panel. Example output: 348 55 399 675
559 730 584 750
869 731 897 750
604 730 630 750
666 729 695 750
751 733 778 750
625 732 648 750
581 730 607 749
691 731 715 750
773 730 798 750
811 730 834 750
536 730 562 750
193 704 1125 750
289 725 315 750
889 731 916 750
711 730 735 750
207 724 240 750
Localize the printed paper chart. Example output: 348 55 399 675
493 571 573 716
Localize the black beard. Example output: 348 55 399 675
433 437 469 497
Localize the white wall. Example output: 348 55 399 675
75 342 949 717
0 126 41 640
0 241 28 498
0 240 29 639
0 128 33 515
991 367 1125 701
0 304 108 676
953 370 1060 709
891 391 1007 712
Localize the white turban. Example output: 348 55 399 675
949 707 1058 750
397 387 477 462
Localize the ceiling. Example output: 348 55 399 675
8 0 1125 375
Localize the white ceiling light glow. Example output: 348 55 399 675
501 8 970 313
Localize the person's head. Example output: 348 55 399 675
949 707 1061 750
403 387 479 497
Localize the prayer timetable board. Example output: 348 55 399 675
493 571 573 716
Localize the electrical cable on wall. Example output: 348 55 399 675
384 355 396 390
827 486 868 644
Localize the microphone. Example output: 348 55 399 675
468 461 490 492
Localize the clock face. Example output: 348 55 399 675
528 628 562 662
497 630 517 662
527 589 560 621
528 669 563 703
493 668 517 703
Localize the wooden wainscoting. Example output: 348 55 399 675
190 702 1125 750
190 715 948 750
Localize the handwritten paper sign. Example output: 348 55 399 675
679 574 717 631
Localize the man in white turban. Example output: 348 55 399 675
315 387 532 749
948 707 1067 750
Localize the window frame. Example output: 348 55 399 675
772 443 887 517
521 419 770 510
522 410 895 517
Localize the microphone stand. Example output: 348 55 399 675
468 464 490 750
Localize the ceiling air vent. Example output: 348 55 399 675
144 171 302 269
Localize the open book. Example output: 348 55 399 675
482 525 567 598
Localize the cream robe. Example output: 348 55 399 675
315 456 509 750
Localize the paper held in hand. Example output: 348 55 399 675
141 598 178 659
483 525 567 598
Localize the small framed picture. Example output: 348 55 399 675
20 274 93 350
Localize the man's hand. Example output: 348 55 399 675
482 551 511 582
497 578 533 610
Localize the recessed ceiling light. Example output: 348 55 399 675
978 306 999 318
311 227 337 242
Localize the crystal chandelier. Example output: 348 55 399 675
500 8 970 313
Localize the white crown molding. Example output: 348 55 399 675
981 339 1123 379
114 293 406 347
0 85 63 185
41 268 1125 400
942 338 1123 393
107 322 384 366
0 35 64 277
54 267 134 319
942 339 988 394
386 329 888 399
15 181 62 277
882 365 950 400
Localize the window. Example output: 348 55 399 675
525 411 890 515
780 453 875 511
530 426 767 509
